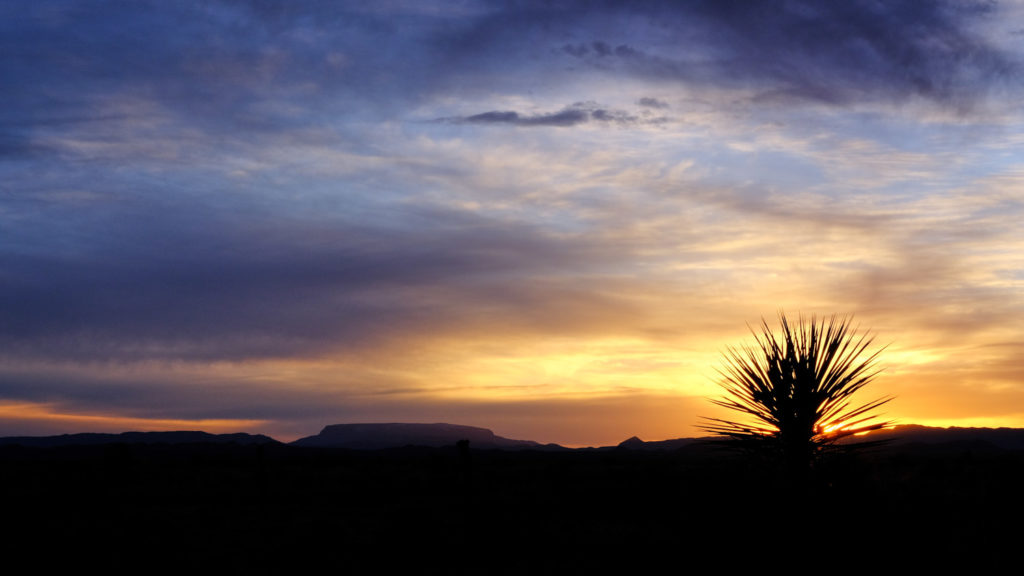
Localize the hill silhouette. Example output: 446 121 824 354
3 422 1023 571
0 430 278 447
852 424 1024 452
3 423 1024 453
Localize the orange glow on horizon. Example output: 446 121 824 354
0 401 266 436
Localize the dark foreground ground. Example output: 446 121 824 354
3 441 1022 572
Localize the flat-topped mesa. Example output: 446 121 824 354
291 422 549 450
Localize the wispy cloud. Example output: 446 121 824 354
442 101 662 128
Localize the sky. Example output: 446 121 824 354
2 0 1024 446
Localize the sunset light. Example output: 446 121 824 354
3 1 1024 447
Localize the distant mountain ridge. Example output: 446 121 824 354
2 423 1023 452
617 424 1024 453
615 436 702 451
858 424 1024 451
292 422 565 450
0 431 278 448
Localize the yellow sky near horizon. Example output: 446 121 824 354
6 314 1024 447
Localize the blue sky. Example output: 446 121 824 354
2 1 1024 445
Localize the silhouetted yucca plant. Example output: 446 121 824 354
701 313 892 469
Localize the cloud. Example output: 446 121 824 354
461 109 589 127
446 102 650 128
555 0 1017 111
2 0 1016 165
0 191 646 363
563 41 640 59
637 97 669 109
